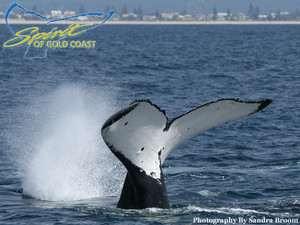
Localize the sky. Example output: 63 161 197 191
0 0 299 15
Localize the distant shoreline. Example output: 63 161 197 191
1 19 300 25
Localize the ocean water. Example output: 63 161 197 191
0 24 299 224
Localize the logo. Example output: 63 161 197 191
3 3 114 59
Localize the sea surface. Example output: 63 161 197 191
0 24 299 224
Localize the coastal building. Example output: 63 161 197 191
280 11 290 16
171 12 180 20
258 14 268 20
51 10 62 19
122 13 138 21
64 10 76 18
268 13 276 20
179 14 193 21
196 14 209 21
216 13 228 20
143 15 156 21
77 16 88 21
238 13 247 21
160 13 173 20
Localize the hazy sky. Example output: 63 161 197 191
0 0 299 15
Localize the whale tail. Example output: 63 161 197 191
101 98 272 209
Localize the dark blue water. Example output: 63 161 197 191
0 25 299 224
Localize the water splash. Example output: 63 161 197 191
9 84 125 201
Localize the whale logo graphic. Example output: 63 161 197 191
3 3 114 59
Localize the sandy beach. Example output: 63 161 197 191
1 18 300 25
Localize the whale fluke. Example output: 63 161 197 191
101 98 272 209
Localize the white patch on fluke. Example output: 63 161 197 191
102 101 170 179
